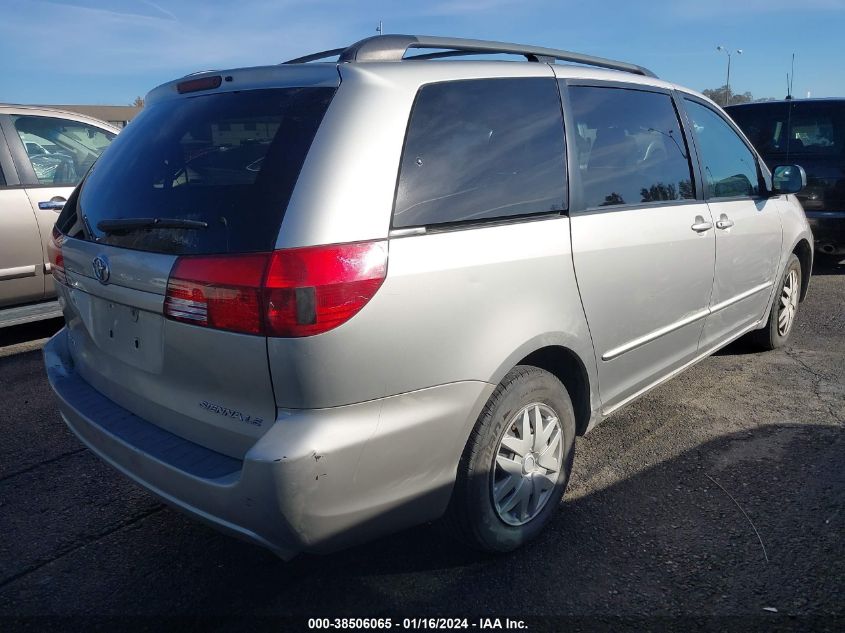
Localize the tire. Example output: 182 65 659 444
444 365 576 553
748 253 802 351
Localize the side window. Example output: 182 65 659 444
568 86 695 209
684 100 760 199
393 78 566 228
12 115 116 186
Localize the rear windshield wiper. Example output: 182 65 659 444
97 218 209 234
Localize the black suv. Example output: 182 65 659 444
726 99 844 258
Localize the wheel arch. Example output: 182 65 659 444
513 345 595 436
792 238 812 302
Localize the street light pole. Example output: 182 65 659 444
716 45 742 105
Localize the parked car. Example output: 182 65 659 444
726 98 844 258
0 105 118 327
44 35 812 559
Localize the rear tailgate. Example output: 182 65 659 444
57 240 275 458
53 67 338 459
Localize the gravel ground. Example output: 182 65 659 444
0 260 842 631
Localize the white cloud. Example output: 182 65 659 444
0 0 348 76
138 0 178 21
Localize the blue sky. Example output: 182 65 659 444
2 0 844 105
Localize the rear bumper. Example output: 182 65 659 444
45 329 493 558
805 211 845 254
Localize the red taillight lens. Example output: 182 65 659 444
164 253 269 334
264 241 388 337
48 226 67 285
163 240 388 337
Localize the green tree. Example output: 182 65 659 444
701 85 755 106
640 182 678 202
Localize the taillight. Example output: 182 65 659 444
164 253 269 334
264 241 388 337
48 226 67 285
163 240 387 337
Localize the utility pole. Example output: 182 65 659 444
716 45 742 106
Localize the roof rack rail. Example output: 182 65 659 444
284 48 346 64
283 34 657 78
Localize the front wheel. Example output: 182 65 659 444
444 366 576 552
749 253 802 350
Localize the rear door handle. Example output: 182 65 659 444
716 214 735 230
691 216 713 233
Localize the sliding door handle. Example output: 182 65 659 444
716 214 735 230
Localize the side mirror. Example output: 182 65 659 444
772 164 807 195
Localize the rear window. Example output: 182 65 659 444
72 87 335 254
727 101 845 158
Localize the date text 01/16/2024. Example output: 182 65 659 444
307 618 528 630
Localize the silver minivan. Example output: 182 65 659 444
44 35 813 559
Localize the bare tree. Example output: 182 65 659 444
131 96 144 108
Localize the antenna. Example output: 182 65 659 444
786 72 792 100
376 20 383 35
790 53 795 97
785 81 794 162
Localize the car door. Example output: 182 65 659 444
0 122 46 308
681 98 783 349
560 81 716 413
0 111 117 299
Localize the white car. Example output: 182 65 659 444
0 105 118 327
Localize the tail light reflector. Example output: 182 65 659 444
164 240 387 337
48 226 67 285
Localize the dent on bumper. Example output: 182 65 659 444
44 329 493 558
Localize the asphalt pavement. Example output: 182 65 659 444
0 260 842 631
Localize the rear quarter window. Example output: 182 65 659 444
74 87 335 254
393 78 567 228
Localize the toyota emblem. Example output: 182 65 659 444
92 256 110 284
